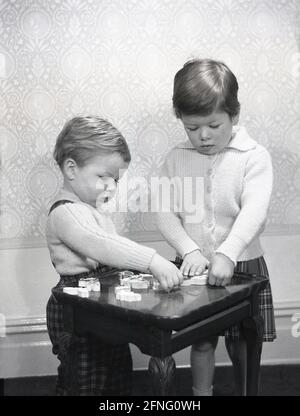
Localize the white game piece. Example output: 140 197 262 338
118 270 134 278
190 275 208 285
138 273 153 279
119 277 131 287
181 280 192 287
125 292 142 302
118 270 135 285
115 285 131 294
192 269 208 275
130 280 150 290
131 293 142 301
78 279 89 288
121 292 129 300
117 291 130 301
181 273 208 287
78 287 89 297
79 278 98 290
91 282 101 291
63 287 79 295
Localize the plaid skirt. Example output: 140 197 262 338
46 265 133 396
176 256 276 342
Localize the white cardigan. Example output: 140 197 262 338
156 126 273 265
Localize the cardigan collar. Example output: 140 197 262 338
175 126 257 152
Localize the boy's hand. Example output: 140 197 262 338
180 249 209 277
208 253 234 286
149 254 183 291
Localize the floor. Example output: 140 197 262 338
2 365 300 396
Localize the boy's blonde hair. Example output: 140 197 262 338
54 116 131 169
173 58 240 119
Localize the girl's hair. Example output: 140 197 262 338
54 116 131 169
172 58 240 119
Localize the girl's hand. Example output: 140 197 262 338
149 253 184 291
208 253 235 286
180 249 209 277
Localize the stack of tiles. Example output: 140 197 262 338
181 271 208 286
114 285 142 302
79 278 101 292
62 278 101 297
118 270 135 287
118 270 152 290
129 278 150 290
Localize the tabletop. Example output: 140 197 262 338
52 271 267 331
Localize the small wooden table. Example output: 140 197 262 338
52 271 267 396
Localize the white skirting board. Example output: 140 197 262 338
1 301 300 378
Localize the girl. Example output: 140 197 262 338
46 116 183 395
156 59 276 396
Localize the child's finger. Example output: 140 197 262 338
157 276 168 291
215 277 223 286
179 261 186 273
171 273 180 287
180 261 190 276
165 274 175 290
189 264 199 276
176 269 184 284
195 264 205 275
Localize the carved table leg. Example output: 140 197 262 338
242 315 264 396
148 356 176 396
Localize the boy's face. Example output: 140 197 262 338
69 153 128 208
181 111 239 155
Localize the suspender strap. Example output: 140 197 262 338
48 200 74 269
48 200 74 215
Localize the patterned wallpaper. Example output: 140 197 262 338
0 0 300 248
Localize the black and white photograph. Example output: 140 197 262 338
0 0 300 403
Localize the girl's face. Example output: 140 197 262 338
181 111 239 155
66 152 128 207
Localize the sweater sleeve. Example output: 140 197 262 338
216 147 273 264
155 153 200 257
50 203 156 272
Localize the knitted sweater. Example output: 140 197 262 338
46 189 156 276
156 126 273 264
